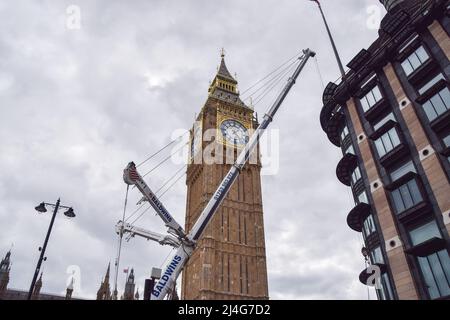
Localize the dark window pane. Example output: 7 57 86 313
443 134 450 148
402 60 414 76
416 46 429 63
402 46 430 76
418 73 445 95
408 180 423 205
374 112 396 131
418 257 440 299
389 129 400 147
423 101 438 121
390 161 415 181
400 184 414 209
375 139 386 157
437 250 450 282
410 221 441 245
440 87 450 107
430 93 446 116
392 189 405 213
428 253 450 297
382 134 393 153
409 54 421 69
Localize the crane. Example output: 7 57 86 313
116 220 180 248
120 48 315 300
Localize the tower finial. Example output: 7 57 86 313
220 47 225 58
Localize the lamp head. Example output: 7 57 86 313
64 208 76 218
35 202 47 213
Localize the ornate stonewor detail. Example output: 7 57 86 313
182 52 268 300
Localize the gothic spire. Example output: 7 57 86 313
217 49 237 83
208 49 243 102
105 262 110 281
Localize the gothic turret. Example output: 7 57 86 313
123 268 135 300
65 277 74 300
208 50 247 108
96 263 111 300
0 250 11 298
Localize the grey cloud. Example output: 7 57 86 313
0 0 384 299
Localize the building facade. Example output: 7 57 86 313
181 53 269 300
0 250 75 300
320 0 450 299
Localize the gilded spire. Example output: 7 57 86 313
208 49 239 97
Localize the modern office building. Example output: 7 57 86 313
320 0 450 299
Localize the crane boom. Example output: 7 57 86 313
123 49 315 300
116 220 181 248
123 164 189 242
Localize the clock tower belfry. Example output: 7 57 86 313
182 52 269 300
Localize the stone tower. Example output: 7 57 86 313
123 268 136 300
65 277 74 300
96 263 111 300
0 250 11 299
181 52 269 300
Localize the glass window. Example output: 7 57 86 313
444 134 450 163
418 73 446 95
409 221 450 299
370 246 384 265
422 87 450 122
369 246 394 300
443 134 450 148
374 127 401 158
410 220 442 245
380 273 395 300
351 166 362 185
360 85 383 112
401 45 430 76
390 160 416 181
363 214 376 238
391 178 423 214
340 126 349 142
357 191 368 204
344 144 355 155
373 112 396 131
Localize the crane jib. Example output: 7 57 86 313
152 254 182 298
128 49 316 300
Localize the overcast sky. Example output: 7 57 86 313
0 0 386 299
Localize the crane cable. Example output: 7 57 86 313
141 142 188 178
240 49 304 97
136 131 189 168
113 184 130 299
241 57 300 103
253 58 301 106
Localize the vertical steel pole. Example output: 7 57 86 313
27 198 60 300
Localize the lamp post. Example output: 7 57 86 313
309 0 346 78
27 198 76 300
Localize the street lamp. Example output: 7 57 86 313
27 198 76 300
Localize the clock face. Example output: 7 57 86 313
220 119 249 146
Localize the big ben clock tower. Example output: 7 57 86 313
182 52 269 300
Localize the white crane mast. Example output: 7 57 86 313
122 49 315 300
